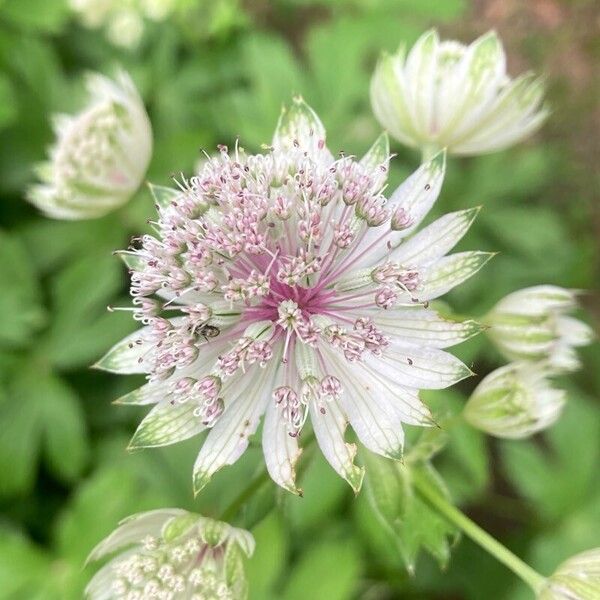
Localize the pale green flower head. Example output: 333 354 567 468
538 548 600 600
485 285 594 372
464 362 565 439
86 509 255 599
370 29 548 156
27 71 152 220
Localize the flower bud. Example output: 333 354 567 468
28 71 152 220
371 29 548 156
538 548 600 599
486 286 594 373
464 362 565 439
86 509 254 599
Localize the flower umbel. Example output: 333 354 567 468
463 362 566 439
97 97 491 494
28 71 152 220
538 548 600 600
86 509 254 600
485 285 593 372
370 29 548 156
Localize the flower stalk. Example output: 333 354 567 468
412 469 546 593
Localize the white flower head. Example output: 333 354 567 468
28 71 152 220
464 362 566 439
97 97 491 495
371 29 548 156
538 548 600 600
486 285 594 373
86 509 254 600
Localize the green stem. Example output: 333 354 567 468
412 470 545 594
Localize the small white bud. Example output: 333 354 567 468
486 285 593 373
464 362 565 439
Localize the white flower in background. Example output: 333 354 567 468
463 362 565 439
28 71 152 220
371 29 548 156
70 0 177 48
96 97 491 495
86 509 254 599
538 548 600 600
485 285 593 372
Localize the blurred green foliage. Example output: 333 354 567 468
0 0 598 598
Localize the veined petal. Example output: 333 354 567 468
272 96 332 163
418 251 494 300
87 509 185 563
309 398 364 493
128 401 207 449
324 349 405 459
370 48 421 148
451 73 547 154
148 182 179 210
405 29 439 136
193 361 277 494
373 308 484 348
262 399 303 494
94 326 155 374
390 207 480 267
351 150 447 271
360 132 390 192
440 31 506 143
366 341 473 390
114 381 168 405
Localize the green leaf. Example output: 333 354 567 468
40 252 135 369
0 0 70 33
361 450 458 573
0 73 17 129
0 367 88 496
0 230 45 348
247 513 288 600
281 536 361 600
500 387 600 522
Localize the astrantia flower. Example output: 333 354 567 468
371 29 548 156
28 71 152 220
538 548 600 600
485 285 593 372
86 509 254 599
464 362 565 439
97 97 491 494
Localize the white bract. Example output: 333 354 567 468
28 71 152 220
464 362 565 439
538 548 600 600
371 29 548 156
486 285 593 372
86 509 254 600
97 97 491 494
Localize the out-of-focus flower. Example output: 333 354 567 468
370 29 548 157
28 72 152 220
86 509 254 599
70 0 176 48
538 548 600 599
97 97 490 495
485 285 594 372
464 362 565 438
